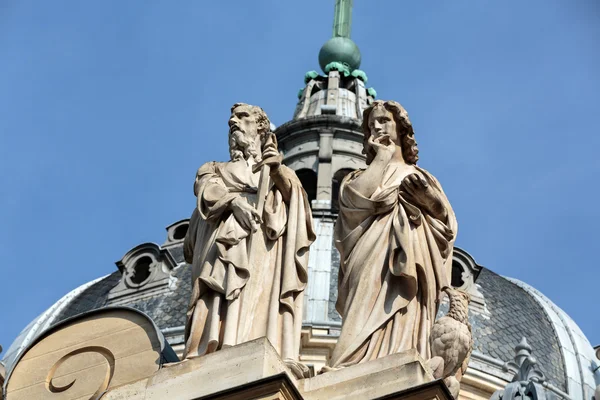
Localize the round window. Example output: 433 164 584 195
172 223 189 241
130 256 153 285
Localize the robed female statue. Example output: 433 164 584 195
328 100 458 369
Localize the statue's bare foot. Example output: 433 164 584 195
284 359 313 379
319 365 340 374
427 356 445 379
444 376 460 399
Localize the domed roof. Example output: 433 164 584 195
506 278 600 399
2 228 597 399
453 268 568 390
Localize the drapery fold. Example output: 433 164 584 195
330 164 457 368
183 160 314 361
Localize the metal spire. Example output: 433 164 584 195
333 0 353 38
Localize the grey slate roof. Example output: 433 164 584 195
54 266 191 331
477 269 566 391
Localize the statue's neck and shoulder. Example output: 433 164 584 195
208 158 260 191
376 161 422 189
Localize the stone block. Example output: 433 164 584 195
300 349 435 400
103 339 452 400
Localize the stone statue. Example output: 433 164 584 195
183 103 315 376
429 287 473 398
326 100 458 370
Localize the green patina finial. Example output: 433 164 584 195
318 0 361 74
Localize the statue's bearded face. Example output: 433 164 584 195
229 105 258 142
368 106 398 145
228 104 262 161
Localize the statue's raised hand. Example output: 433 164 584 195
230 197 262 232
261 132 282 171
368 134 395 163
256 132 294 202
400 173 447 220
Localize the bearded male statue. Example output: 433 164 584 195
327 100 458 370
183 103 315 375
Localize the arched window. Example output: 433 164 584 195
450 249 482 291
165 219 190 244
332 168 355 212
172 223 188 241
109 242 176 303
296 169 317 205
451 260 466 288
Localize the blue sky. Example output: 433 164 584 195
0 0 598 354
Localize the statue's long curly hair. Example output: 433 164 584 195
361 100 419 165
229 103 271 161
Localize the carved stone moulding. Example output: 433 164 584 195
163 219 190 247
451 248 482 293
200 374 302 400
108 242 177 304
450 247 488 315
5 307 178 400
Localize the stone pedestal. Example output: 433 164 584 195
300 349 446 400
104 338 452 400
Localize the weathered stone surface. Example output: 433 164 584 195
328 100 460 369
104 338 298 400
6 308 175 400
182 103 314 373
301 349 434 400
104 338 448 400
429 288 473 398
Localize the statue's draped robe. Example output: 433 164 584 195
183 160 314 360
330 164 457 368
